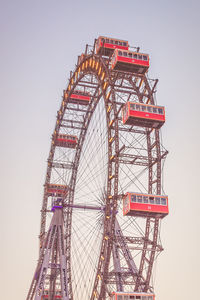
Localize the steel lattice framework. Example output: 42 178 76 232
26 39 168 300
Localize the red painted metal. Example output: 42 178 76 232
96 36 129 56
117 55 149 66
123 192 168 218
110 291 155 300
64 90 91 105
122 102 165 129
111 49 149 74
55 134 78 148
47 184 68 197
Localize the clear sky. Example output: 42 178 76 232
1 0 200 299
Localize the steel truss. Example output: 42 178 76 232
26 208 69 300
26 41 167 300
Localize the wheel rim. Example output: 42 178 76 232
39 49 167 299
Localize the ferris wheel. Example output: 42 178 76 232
26 36 168 300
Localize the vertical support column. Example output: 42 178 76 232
26 208 70 300
135 218 150 292
144 218 159 292
112 243 123 292
147 130 153 194
155 130 161 195
58 225 69 300
34 225 57 300
115 219 138 276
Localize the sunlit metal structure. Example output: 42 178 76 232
26 36 168 300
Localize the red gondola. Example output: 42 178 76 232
111 49 149 74
47 184 68 197
123 192 168 218
64 90 91 106
96 36 129 56
122 101 165 129
54 134 78 148
42 290 62 299
110 291 155 300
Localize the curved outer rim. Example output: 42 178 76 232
39 51 165 299
64 55 119 300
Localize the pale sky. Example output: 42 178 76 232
1 0 200 299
